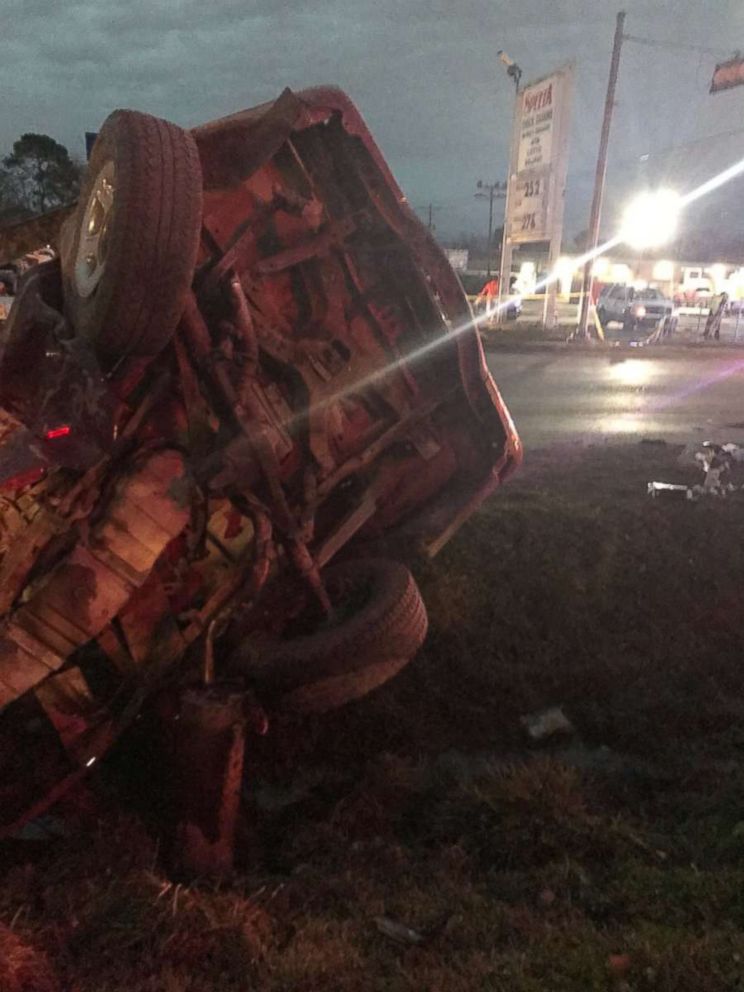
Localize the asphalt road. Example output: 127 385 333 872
486 347 744 449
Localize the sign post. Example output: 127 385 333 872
499 63 574 329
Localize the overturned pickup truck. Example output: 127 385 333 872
0 87 521 845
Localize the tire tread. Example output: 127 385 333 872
63 109 202 365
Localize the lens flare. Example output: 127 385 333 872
620 189 681 250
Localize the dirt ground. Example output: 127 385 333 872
4 440 744 991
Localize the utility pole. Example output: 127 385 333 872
475 180 507 277
577 11 626 339
417 202 439 231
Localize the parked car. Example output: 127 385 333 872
597 284 675 332
0 86 521 835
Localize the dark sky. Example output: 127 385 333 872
4 0 744 241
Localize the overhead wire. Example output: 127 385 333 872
622 34 737 58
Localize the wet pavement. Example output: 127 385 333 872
487 347 744 448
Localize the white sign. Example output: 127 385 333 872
499 62 574 329
506 66 574 246
510 171 550 241
517 78 556 172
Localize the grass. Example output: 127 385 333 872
5 441 744 990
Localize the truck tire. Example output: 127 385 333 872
61 110 202 368
229 559 428 698
276 656 412 714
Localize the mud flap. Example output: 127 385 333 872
165 686 247 879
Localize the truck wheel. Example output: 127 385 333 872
276 656 411 714
61 110 202 369
228 559 428 702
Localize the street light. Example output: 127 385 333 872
497 50 522 92
620 189 682 250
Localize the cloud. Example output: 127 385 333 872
3 0 744 237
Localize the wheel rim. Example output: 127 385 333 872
74 160 115 299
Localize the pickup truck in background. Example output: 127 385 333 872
597 283 675 332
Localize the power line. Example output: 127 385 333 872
623 34 738 58
559 126 744 184
640 126 744 157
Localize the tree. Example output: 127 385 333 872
2 134 82 215
0 167 24 223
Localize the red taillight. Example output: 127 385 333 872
45 425 71 439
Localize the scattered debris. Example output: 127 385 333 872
608 953 632 976
374 916 426 946
652 441 744 500
694 442 736 495
677 442 707 469
647 482 692 500
521 706 575 742
722 443 744 462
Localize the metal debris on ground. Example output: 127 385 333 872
374 916 426 946
651 441 744 500
520 706 575 742
694 442 735 495
647 482 693 500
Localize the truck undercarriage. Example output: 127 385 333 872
0 87 521 861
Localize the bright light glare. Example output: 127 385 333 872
620 189 681 250
681 155 744 206
599 414 645 434
653 260 674 281
592 257 610 278
608 359 653 388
